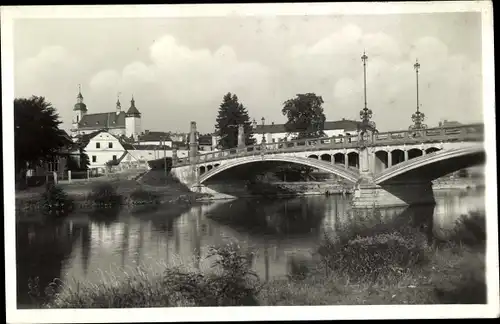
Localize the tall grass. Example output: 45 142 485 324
86 182 123 207
29 210 487 307
36 243 261 308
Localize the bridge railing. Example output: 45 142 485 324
174 123 484 167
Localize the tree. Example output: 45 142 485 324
282 93 326 139
14 96 71 180
215 93 256 149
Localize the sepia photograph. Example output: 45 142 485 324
2 2 498 322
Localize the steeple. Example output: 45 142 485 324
116 92 122 115
126 95 141 117
73 84 87 112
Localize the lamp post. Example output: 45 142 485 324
359 51 375 133
409 59 427 131
261 117 266 144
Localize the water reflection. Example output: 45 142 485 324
16 188 485 308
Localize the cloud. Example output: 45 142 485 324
281 25 482 129
14 23 482 134
86 34 273 132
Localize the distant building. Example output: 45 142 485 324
198 134 215 151
250 118 361 145
70 89 142 140
74 129 128 172
439 120 462 127
136 130 173 147
25 130 81 180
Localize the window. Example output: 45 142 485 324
96 142 100 148
112 155 117 161
76 115 79 122
92 156 97 162
108 142 113 148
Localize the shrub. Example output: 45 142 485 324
87 182 122 207
448 211 486 250
128 188 161 206
40 183 74 217
163 243 261 306
319 231 427 282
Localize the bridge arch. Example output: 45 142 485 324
320 153 331 162
375 145 485 184
408 148 423 160
308 154 319 159
425 147 441 154
333 153 345 165
347 151 359 168
198 155 359 185
207 165 213 171
390 149 405 165
199 166 206 175
374 150 389 172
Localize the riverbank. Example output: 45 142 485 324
29 210 486 307
15 170 211 220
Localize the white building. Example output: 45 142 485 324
76 129 128 172
252 119 361 145
70 89 142 140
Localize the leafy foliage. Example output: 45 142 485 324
14 96 72 176
215 93 256 149
282 93 326 139
319 231 427 282
40 183 74 217
128 188 161 205
162 242 260 306
87 182 123 207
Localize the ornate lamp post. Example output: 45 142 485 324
409 59 427 131
261 117 266 144
359 51 376 143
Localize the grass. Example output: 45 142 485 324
27 210 487 307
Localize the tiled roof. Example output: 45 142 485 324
78 112 126 129
125 144 172 150
254 119 361 134
198 135 213 145
137 131 172 142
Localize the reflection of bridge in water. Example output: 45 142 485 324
16 188 485 308
172 122 485 207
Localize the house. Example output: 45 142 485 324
75 129 128 173
70 88 142 140
136 130 173 147
251 118 361 145
198 134 215 151
25 130 81 181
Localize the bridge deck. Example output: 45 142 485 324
174 123 483 167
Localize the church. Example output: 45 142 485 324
70 88 142 140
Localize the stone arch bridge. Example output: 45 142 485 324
171 122 485 207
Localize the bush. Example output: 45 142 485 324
40 184 74 217
319 232 427 282
163 243 261 306
87 182 122 207
448 211 486 250
128 188 161 205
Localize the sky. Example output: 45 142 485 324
13 11 483 134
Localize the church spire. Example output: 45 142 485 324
74 84 87 112
116 92 122 115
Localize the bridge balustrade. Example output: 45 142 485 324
173 123 483 167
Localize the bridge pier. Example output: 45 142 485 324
351 180 435 208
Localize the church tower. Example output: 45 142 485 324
71 84 87 135
125 96 142 140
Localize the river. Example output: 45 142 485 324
16 188 485 308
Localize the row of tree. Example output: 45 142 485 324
214 92 327 150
